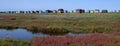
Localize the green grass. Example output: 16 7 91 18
0 38 30 46
0 13 120 34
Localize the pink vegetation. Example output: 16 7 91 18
31 34 120 46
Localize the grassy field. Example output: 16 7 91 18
0 13 120 35
0 13 120 46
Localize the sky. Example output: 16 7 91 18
0 0 120 11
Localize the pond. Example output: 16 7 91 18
0 28 85 41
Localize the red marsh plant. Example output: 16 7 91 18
31 34 120 46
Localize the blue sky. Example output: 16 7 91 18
0 0 120 11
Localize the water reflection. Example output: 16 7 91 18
0 29 85 41
67 32 87 36
0 29 49 41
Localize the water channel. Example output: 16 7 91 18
0 28 85 41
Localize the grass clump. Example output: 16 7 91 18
27 26 69 35
0 39 30 46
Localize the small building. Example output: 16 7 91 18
65 10 68 13
89 10 94 13
16 11 19 13
40 10 46 14
69 10 74 13
114 10 117 13
28 11 32 13
25 11 30 14
76 9 85 13
32 10 40 13
53 10 57 13
39 10 43 14
46 10 53 13
8 11 12 14
119 10 120 12
58 9 64 14
31 11 34 13
0 11 6 13
20 11 25 13
36 11 40 13
11 11 16 14
101 10 108 13
6 11 9 13
94 9 100 13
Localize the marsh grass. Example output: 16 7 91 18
27 26 69 35
0 38 30 46
0 13 120 34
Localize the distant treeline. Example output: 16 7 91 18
0 9 120 14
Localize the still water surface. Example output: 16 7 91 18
0 28 85 41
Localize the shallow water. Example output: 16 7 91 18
0 28 85 41
0 29 49 41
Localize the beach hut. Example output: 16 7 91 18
36 10 45 14
89 10 94 13
101 10 108 13
6 11 9 13
65 10 68 13
20 11 25 14
110 11 114 13
119 10 120 12
32 11 37 13
28 11 32 13
35 11 40 13
95 9 100 13
46 10 53 13
76 9 85 13
10 11 13 14
58 9 64 14
38 10 42 14
27 11 31 14
40 10 46 14
114 10 117 13
25 11 28 14
82 9 85 13
0 11 1 13
16 11 19 14
15 11 17 14
8 11 12 14
69 10 74 13
53 10 57 13
11 11 16 14
15 11 19 13
0 11 6 13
